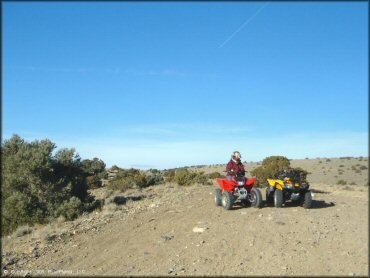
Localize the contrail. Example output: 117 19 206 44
218 2 270 48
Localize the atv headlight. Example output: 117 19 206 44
238 181 244 186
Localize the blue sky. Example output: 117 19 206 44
3 2 368 169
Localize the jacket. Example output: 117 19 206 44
226 159 245 176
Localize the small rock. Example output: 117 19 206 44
161 235 174 241
168 268 174 274
192 227 206 233
258 214 263 218
17 259 27 265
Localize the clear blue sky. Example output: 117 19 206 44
3 2 368 169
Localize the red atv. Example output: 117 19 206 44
215 171 262 210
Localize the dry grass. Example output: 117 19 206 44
14 225 33 238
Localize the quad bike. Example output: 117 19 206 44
265 169 312 208
215 171 262 210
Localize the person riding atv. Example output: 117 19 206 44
226 151 245 181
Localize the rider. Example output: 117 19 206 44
226 151 245 181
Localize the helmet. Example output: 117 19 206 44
231 151 242 161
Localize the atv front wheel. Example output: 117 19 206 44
249 188 262 208
303 191 312 209
214 188 222 206
221 191 234 210
274 189 283 208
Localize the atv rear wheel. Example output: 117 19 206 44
214 188 222 206
249 188 262 208
221 191 234 210
303 191 312 209
274 189 283 208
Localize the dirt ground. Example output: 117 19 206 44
2 179 368 276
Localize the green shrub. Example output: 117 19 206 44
148 168 161 174
145 174 164 186
14 225 33 237
359 165 368 170
207 172 224 179
326 158 331 162
172 169 209 186
57 196 83 221
250 156 308 188
107 168 164 192
82 158 106 176
337 180 347 185
108 178 132 192
250 156 291 187
1 134 101 236
86 175 102 189
163 169 176 182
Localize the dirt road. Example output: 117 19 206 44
3 182 368 276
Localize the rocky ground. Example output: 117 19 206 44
1 157 369 276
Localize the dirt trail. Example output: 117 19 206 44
3 182 368 276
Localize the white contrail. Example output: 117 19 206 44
218 2 270 48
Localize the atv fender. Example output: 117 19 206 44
275 183 283 191
216 178 234 191
267 179 284 191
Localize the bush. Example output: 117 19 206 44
82 158 106 176
108 178 132 192
1 134 101 236
86 175 103 189
145 174 164 186
107 168 164 192
148 168 161 174
337 180 347 185
14 225 33 237
163 169 176 182
250 156 308 187
250 156 291 187
207 172 224 179
173 169 209 186
57 197 83 221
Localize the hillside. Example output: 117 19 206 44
2 157 368 276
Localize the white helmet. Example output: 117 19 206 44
231 151 241 160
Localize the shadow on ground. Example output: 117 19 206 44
113 195 144 205
310 200 335 209
311 189 331 194
263 199 335 209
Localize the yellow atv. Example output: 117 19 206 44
265 169 312 208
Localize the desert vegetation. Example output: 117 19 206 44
250 156 308 187
1 135 101 236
